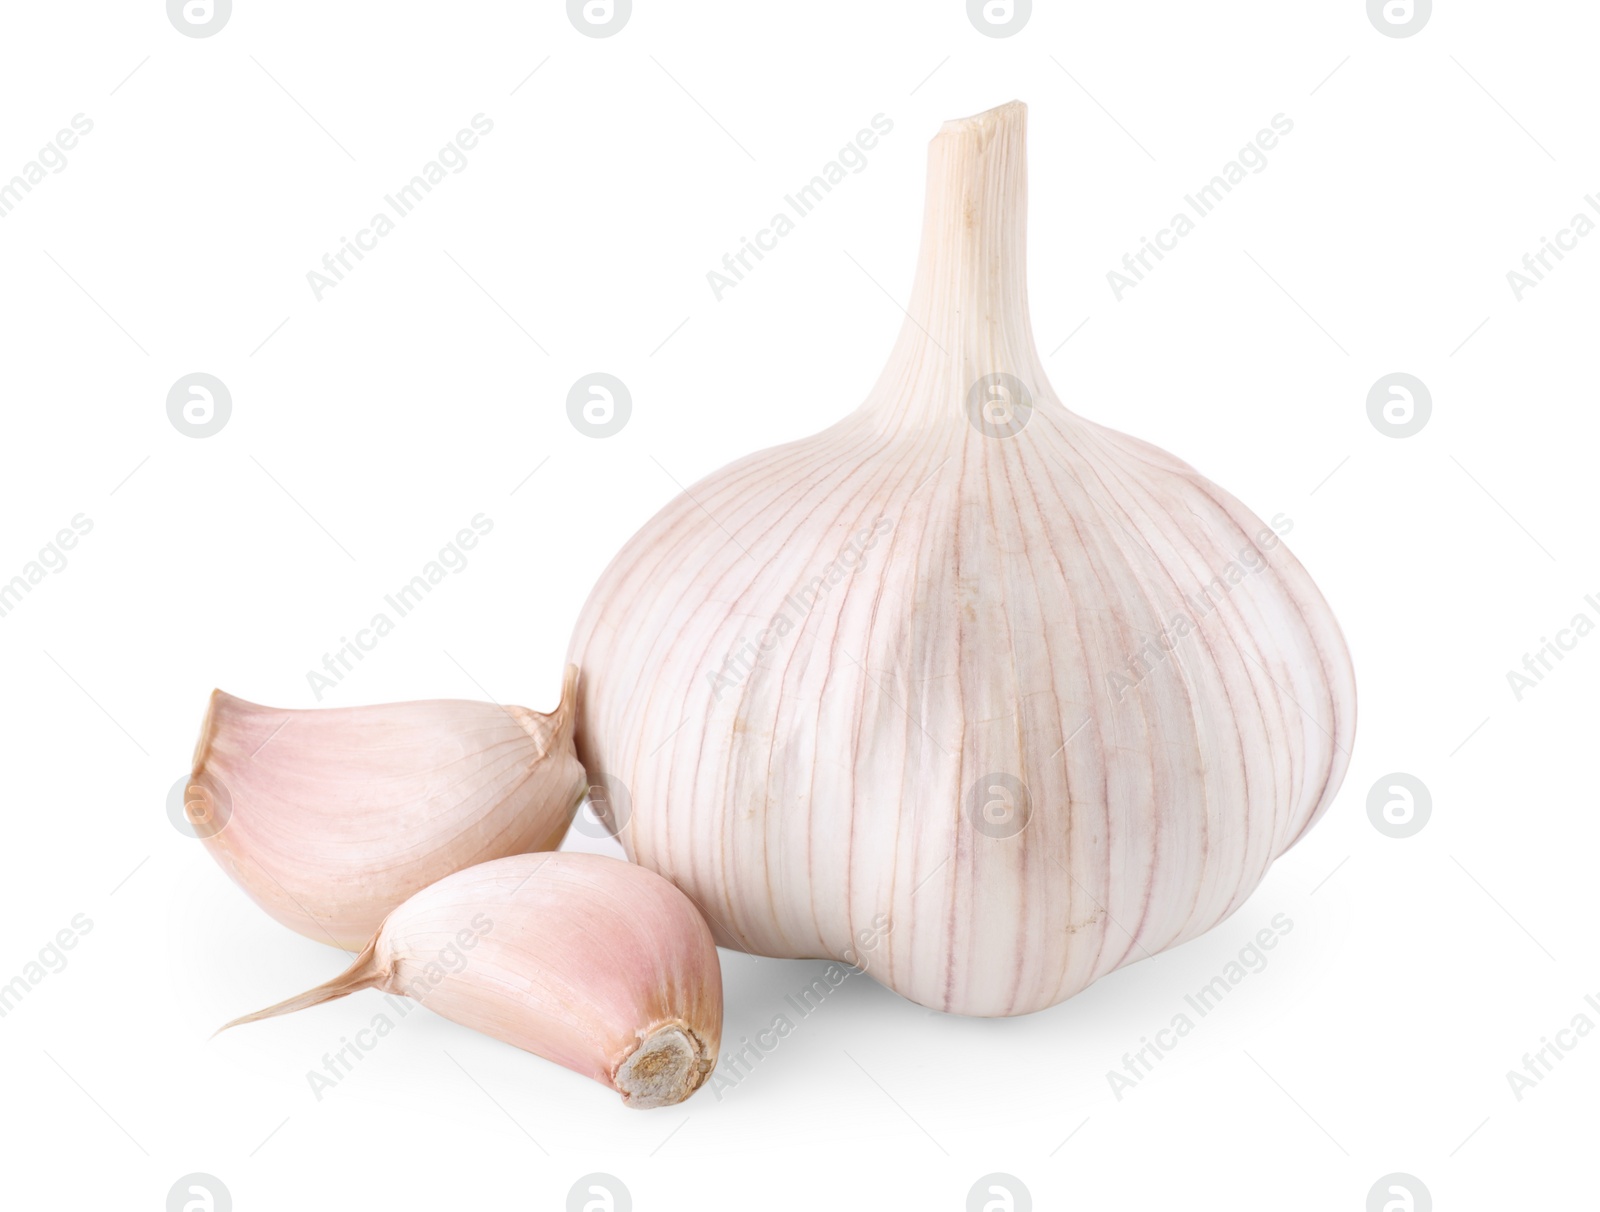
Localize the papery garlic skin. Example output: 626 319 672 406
568 102 1355 1017
221 852 722 1108
188 666 587 949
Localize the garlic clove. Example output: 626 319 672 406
187 666 587 950
220 852 723 1109
567 102 1356 1016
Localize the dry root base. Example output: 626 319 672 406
615 1022 714 1109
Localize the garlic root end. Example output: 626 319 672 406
614 1020 714 1109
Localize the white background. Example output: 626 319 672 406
1 1 1594 1208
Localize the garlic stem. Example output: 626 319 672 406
883 100 1038 424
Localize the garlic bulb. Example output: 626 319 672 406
187 666 587 949
568 102 1356 1017
220 852 722 1108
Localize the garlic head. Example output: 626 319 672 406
568 102 1356 1016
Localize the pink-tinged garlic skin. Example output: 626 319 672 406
221 853 722 1108
188 668 587 949
568 102 1356 1017
376 853 721 1105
